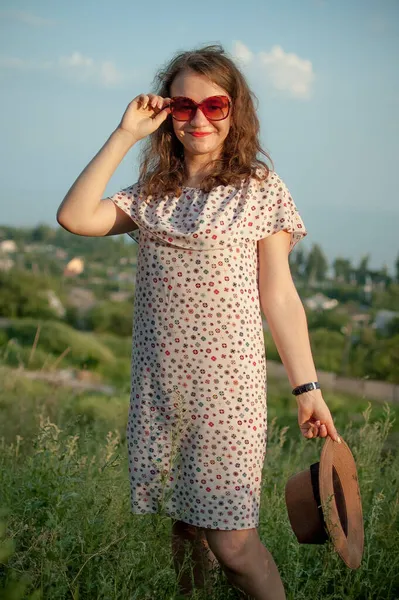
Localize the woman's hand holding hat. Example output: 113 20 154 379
297 392 341 443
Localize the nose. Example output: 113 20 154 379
189 107 211 128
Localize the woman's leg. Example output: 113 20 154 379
204 527 286 600
171 520 220 596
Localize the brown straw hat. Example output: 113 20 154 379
285 436 364 569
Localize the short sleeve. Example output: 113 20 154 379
107 182 141 243
256 172 307 253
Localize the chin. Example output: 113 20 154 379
185 141 220 155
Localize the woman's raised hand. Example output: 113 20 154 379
117 94 171 143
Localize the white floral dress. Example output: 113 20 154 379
109 171 307 530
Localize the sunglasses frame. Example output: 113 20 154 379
169 95 232 122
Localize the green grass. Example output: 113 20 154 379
0 368 398 599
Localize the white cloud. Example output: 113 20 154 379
259 46 315 100
58 52 126 87
99 61 126 87
59 52 94 69
232 40 253 65
0 9 57 26
232 41 315 100
0 51 131 88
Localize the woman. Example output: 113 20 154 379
57 44 339 600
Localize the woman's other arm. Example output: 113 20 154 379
258 230 317 388
258 230 339 442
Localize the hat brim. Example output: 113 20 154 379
319 437 364 569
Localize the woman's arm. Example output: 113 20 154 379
56 93 171 237
258 230 317 388
56 127 138 237
258 230 340 442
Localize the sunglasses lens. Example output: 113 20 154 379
202 96 230 120
171 99 195 121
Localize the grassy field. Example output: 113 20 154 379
0 366 398 599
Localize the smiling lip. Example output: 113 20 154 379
190 132 212 137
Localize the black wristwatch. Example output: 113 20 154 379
292 382 320 396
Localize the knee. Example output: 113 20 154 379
204 529 255 573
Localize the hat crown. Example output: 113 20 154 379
285 437 364 569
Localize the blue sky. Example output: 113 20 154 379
0 0 398 273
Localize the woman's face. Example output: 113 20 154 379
169 69 232 160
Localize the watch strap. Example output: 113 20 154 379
292 381 320 396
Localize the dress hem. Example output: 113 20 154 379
129 507 260 531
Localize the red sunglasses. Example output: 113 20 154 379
169 95 231 122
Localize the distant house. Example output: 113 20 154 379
64 257 84 277
372 310 399 332
351 313 371 327
304 293 339 311
0 240 17 253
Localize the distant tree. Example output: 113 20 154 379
304 244 328 283
31 224 56 243
368 265 392 288
372 282 399 311
355 255 370 285
365 335 399 384
332 258 353 283
290 246 306 279
396 253 399 283
305 308 349 333
308 328 346 372
386 316 399 338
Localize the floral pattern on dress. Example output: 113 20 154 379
109 172 307 530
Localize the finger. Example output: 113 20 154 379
149 94 158 108
140 94 149 109
319 423 328 438
324 417 341 443
135 93 147 106
152 105 171 126
302 425 313 439
306 426 317 439
302 423 318 439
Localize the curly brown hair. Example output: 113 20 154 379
138 44 273 198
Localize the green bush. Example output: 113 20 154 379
96 333 132 358
3 319 115 369
1 340 53 370
87 302 133 337
0 270 57 320
309 328 346 372
306 308 349 333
